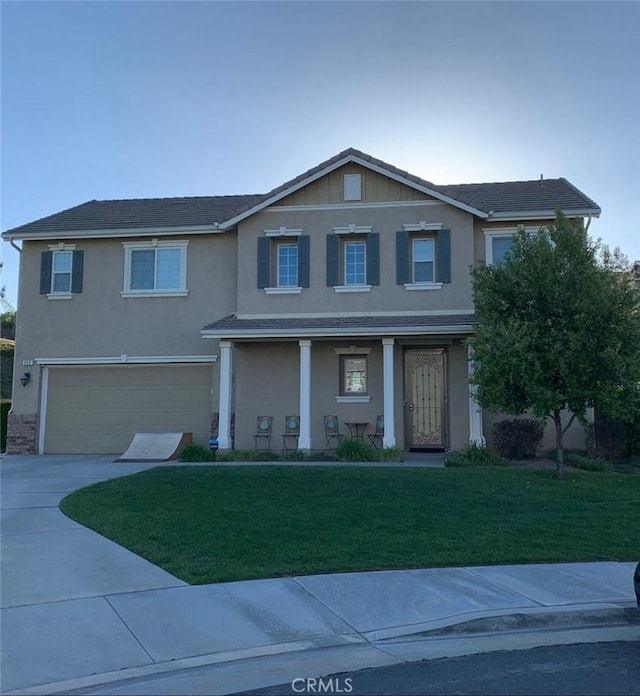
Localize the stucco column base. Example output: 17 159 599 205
6 413 39 455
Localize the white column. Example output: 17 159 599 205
299 340 312 451
467 344 485 446
218 341 233 450
382 338 396 448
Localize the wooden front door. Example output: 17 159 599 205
404 349 446 449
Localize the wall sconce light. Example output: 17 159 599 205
20 372 31 387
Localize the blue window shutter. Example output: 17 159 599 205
436 229 451 283
396 230 409 284
298 235 310 288
40 251 53 294
326 234 339 287
257 237 270 289
71 250 84 293
367 233 380 286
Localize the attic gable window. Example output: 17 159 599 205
344 174 362 201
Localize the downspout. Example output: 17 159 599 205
585 214 593 233
9 238 22 254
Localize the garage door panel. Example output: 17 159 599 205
45 365 214 454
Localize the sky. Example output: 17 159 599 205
1 0 639 308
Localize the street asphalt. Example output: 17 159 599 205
1 454 638 695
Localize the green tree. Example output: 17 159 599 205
469 212 640 479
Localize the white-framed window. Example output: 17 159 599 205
51 250 73 293
340 355 367 396
344 239 366 285
344 173 362 201
412 238 435 283
122 240 188 297
484 227 543 266
277 243 299 287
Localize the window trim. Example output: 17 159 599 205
121 240 188 297
276 241 299 289
339 354 369 397
483 227 540 265
50 250 74 295
411 237 436 284
343 238 367 287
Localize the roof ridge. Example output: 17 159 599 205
91 193 263 204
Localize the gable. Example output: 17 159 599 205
272 164 435 208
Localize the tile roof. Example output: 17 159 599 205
3 195 262 236
202 313 478 337
2 147 600 239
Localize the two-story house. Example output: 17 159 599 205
2 148 600 456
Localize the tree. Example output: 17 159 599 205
469 211 640 479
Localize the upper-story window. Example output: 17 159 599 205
483 227 541 266
412 238 435 283
257 230 309 293
122 240 188 297
344 174 362 201
39 246 84 298
277 243 299 287
396 228 450 289
344 239 366 285
327 227 379 293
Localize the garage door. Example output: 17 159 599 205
44 364 214 454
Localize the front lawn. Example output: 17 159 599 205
60 466 640 584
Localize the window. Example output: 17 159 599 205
277 243 299 287
344 173 362 201
326 232 379 291
341 356 367 395
344 240 366 285
490 235 514 266
123 241 188 296
412 238 435 283
257 234 309 291
39 248 84 297
396 229 450 287
52 251 73 293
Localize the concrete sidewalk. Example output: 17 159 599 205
1 455 638 695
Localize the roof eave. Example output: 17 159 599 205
2 223 224 242
201 324 476 340
487 207 601 221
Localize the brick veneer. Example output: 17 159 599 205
6 413 38 455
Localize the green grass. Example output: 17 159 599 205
59 466 640 585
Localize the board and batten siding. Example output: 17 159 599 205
274 164 435 207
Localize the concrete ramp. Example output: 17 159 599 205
117 433 192 462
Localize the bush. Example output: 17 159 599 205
335 439 377 462
216 449 281 462
180 444 215 462
377 447 403 462
492 418 544 460
565 452 612 472
445 443 509 467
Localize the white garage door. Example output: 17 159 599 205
44 364 214 454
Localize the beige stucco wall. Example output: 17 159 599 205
11 233 237 416
237 204 476 316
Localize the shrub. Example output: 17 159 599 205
565 452 612 472
445 443 509 467
377 447 403 462
180 444 215 462
335 439 377 462
492 418 544 460
282 450 306 461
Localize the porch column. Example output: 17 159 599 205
467 345 485 446
382 338 396 448
218 340 233 450
299 340 312 451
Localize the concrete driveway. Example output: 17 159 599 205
1 455 637 695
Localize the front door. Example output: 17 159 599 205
404 348 446 449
